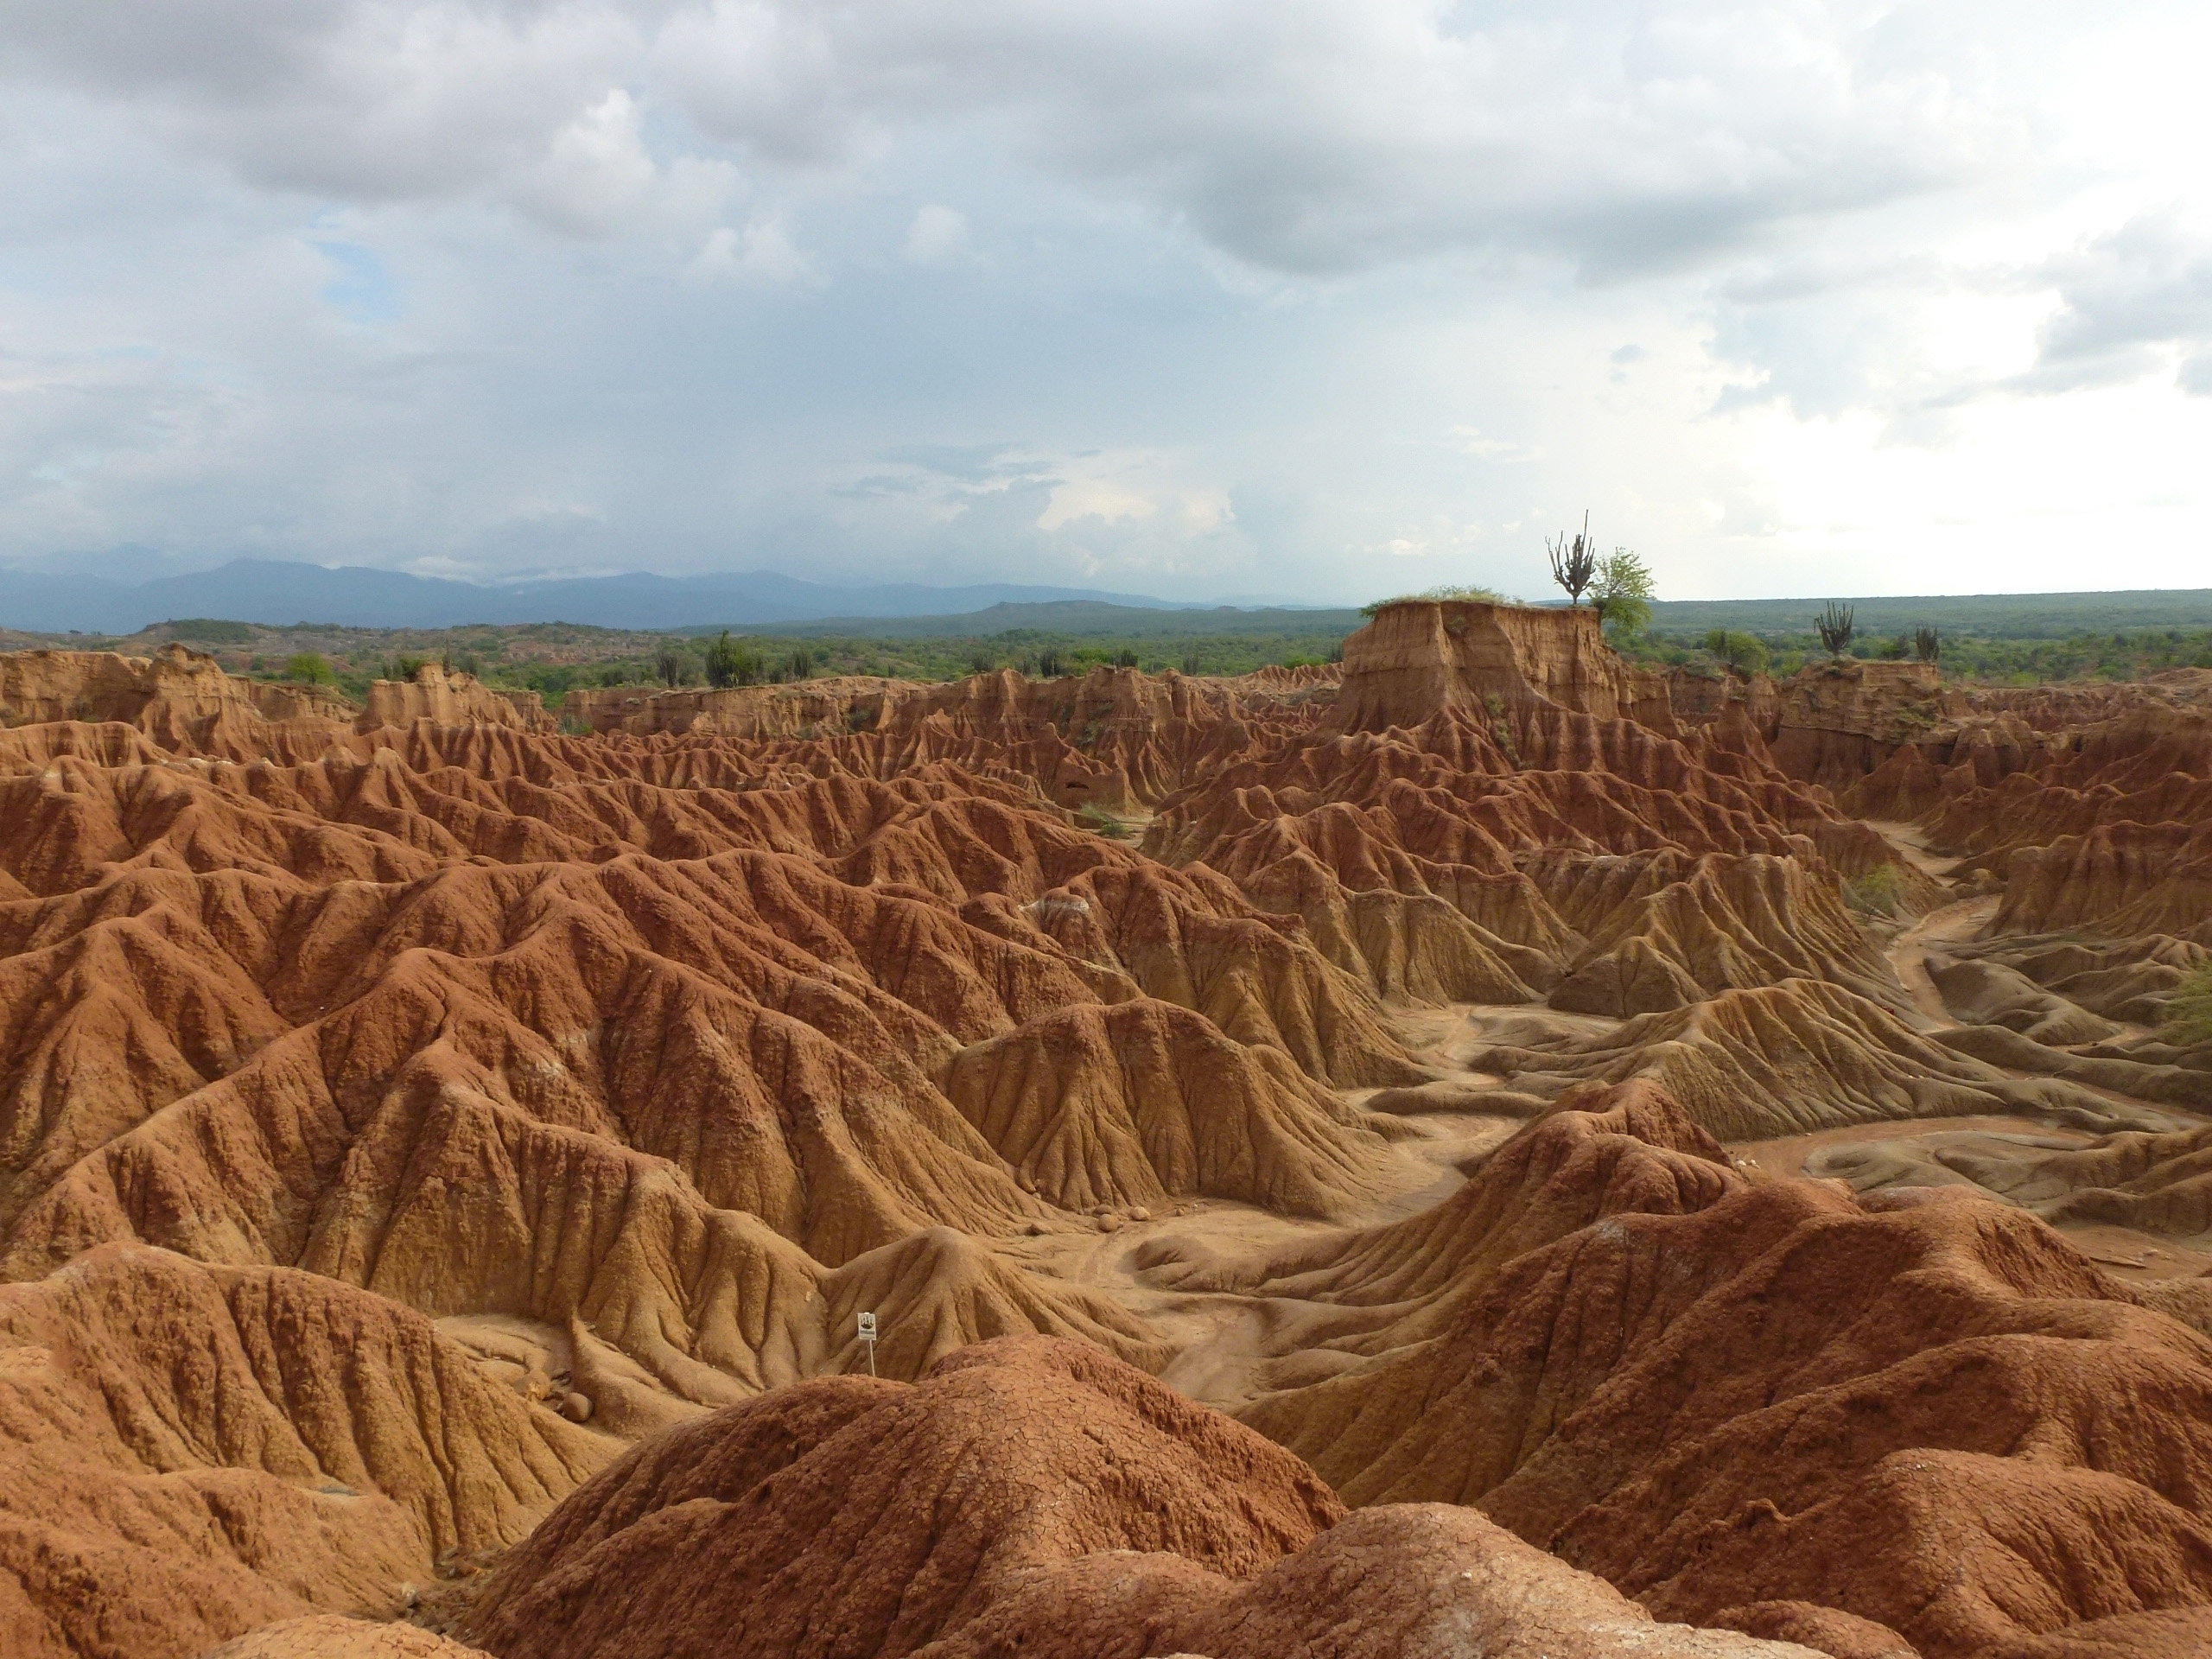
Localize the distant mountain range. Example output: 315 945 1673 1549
0 558 1226 634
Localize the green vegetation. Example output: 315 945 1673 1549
1075 803 1134 840
1702 629 1769 677
1842 865 1910 918
1359 583 1510 618
703 631 758 688
2160 962 2212 1049
1816 601 1856 660
29 584 2212 709
1592 550 1655 640
160 618 255 644
1547 515 1599 606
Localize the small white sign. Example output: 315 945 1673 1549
857 1312 877 1340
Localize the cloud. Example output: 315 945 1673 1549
902 203 969 264
652 0 2005 278
3 0 645 205
687 217 813 283
2023 211 2212 395
9 0 2007 280
2 0 2209 604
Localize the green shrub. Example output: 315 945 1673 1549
703 631 760 689
1843 865 1908 917
166 618 254 644
1702 629 1769 677
1076 802 1133 839
2160 961 2212 1048
1360 583 1509 618
283 652 334 684
1592 551 1656 639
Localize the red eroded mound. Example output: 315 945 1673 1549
9 622 2212 1658
458 1336 1816 1659
1234 1083 2212 1657
0 1243 610 1659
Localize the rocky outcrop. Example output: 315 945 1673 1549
0 646 355 764
1328 600 1665 733
559 677 895 740
361 664 551 733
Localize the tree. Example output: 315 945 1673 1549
283 652 334 684
1547 512 1599 606
652 645 688 688
1701 628 1768 677
1816 601 1856 659
1037 647 1065 677
1915 626 1941 663
702 631 759 689
1590 550 1656 639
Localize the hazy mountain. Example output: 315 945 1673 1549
0 558 1205 634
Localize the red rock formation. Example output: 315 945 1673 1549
460 1337 1814 1659
0 1244 610 1659
360 664 551 733
1233 1084 2212 1656
1330 599 1665 732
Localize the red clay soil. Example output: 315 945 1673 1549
459 1336 1816 1659
1235 1083 2212 1657
6 622 2212 1658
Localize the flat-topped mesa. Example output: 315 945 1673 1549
1327 599 1661 734
360 662 552 732
0 644 353 732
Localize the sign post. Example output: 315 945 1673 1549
857 1311 878 1377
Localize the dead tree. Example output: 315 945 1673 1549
1548 512 1599 606
1816 601 1856 659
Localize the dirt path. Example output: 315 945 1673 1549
1012 1001 1560 1413
1886 894 2001 1024
1863 817 1962 880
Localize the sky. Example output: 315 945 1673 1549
2 0 2210 607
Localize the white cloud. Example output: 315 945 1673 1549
2025 211 2212 395
902 203 969 264
1039 477 1154 531
518 89 658 235
2 0 2211 601
687 217 814 283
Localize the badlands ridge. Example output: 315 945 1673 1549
3 601 2211 1658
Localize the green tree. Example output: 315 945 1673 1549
1590 550 1656 639
702 631 760 689
1701 629 1769 677
283 652 334 684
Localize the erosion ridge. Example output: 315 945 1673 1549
2 600 2209 1659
